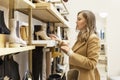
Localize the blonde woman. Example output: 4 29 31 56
50 10 100 80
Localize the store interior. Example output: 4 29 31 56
0 0 120 80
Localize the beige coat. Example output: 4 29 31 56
69 33 100 80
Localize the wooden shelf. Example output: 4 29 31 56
52 0 69 15
55 22 70 27
0 0 9 8
17 0 35 9
18 2 70 27
0 0 35 8
32 40 56 47
0 46 35 56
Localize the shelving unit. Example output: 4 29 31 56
0 0 36 56
15 1 70 47
0 46 35 56
17 2 70 28
0 0 69 79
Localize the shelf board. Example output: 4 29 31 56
32 40 56 47
0 0 9 8
0 0 35 8
17 0 35 9
55 22 70 27
18 2 70 27
0 46 35 56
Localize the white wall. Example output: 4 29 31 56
65 0 108 46
106 0 120 77
65 0 120 78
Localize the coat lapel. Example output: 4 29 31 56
72 41 86 52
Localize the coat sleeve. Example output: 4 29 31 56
69 35 100 70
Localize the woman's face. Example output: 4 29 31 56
76 13 86 30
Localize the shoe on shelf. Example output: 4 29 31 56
34 24 51 40
9 19 27 47
20 25 28 41
35 31 51 40
0 10 10 34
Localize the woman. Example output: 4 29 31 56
50 10 100 80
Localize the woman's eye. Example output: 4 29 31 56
77 18 81 21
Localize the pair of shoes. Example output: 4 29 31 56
35 31 51 40
34 25 51 40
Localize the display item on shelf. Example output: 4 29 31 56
32 47 43 80
56 27 62 40
3 55 20 80
61 27 68 40
9 19 27 47
47 22 55 35
20 25 28 41
34 25 51 40
0 10 10 34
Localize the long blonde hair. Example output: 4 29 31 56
77 10 97 42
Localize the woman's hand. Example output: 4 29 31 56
49 34 61 42
49 34 68 46
61 45 70 53
61 45 73 56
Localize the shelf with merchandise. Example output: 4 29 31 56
0 0 36 56
17 2 70 28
